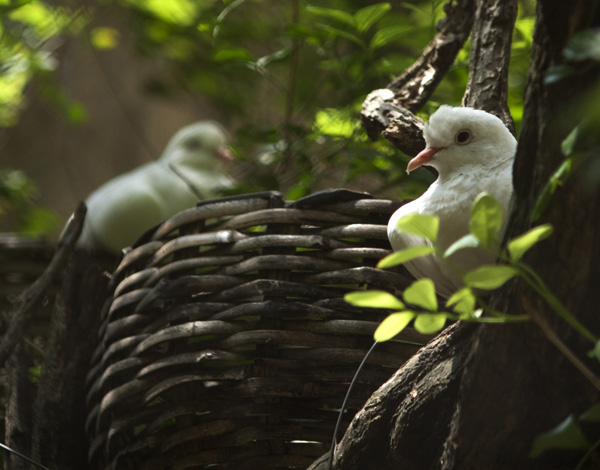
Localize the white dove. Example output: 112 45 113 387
77 121 234 254
387 105 517 298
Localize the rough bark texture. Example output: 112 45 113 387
360 0 517 156
3 343 33 470
312 1 600 469
0 203 86 367
29 250 109 469
462 0 517 133
1 205 109 470
387 0 475 112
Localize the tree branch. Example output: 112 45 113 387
360 0 475 154
0 202 86 368
461 0 518 133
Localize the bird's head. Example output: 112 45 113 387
163 121 235 169
406 106 517 175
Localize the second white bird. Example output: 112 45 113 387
78 121 234 254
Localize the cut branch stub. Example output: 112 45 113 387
360 89 425 157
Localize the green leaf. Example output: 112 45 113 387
469 192 504 249
443 233 480 258
374 312 415 342
561 124 580 157
316 24 365 47
580 403 600 423
306 5 356 28
507 224 553 262
90 27 120 50
403 279 438 311
395 213 439 243
446 287 476 316
414 314 447 335
377 245 434 269
213 47 254 62
464 265 518 290
344 290 405 310
588 340 600 362
314 108 355 137
354 3 391 33
370 25 410 49
530 415 590 458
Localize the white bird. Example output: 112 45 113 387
387 105 517 298
76 121 234 254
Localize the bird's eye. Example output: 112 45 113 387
183 138 202 151
455 130 472 145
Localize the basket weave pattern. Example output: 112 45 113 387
86 190 424 470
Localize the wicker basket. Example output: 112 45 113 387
85 189 428 470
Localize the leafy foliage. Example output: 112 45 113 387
0 169 59 235
0 0 535 235
346 192 579 342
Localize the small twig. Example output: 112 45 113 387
0 442 51 470
522 297 600 392
328 341 379 470
0 202 86 368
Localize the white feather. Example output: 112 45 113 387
77 121 233 254
387 106 517 298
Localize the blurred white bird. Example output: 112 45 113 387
76 121 234 254
387 106 517 298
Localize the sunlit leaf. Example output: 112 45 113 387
314 108 354 137
395 213 439 243
124 0 199 26
414 314 447 335
507 224 553 262
374 312 415 342
213 47 254 62
444 233 479 258
530 415 590 457
469 192 503 249
464 265 518 290
377 245 434 269
354 3 391 33
446 287 476 316
90 27 119 50
344 290 405 310
403 279 437 311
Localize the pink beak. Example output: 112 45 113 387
407 147 440 174
217 146 236 163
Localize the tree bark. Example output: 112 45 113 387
313 1 600 469
360 0 476 153
3 343 34 470
462 0 517 133
29 249 108 469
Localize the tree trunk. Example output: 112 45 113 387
314 2 600 469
